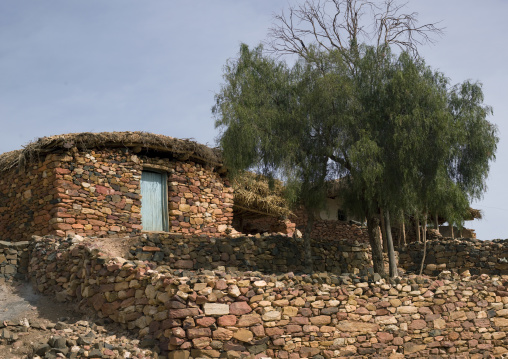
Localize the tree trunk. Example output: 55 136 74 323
419 213 428 275
434 213 439 233
303 211 314 272
415 218 421 243
402 221 406 246
384 209 398 277
451 225 454 239
367 215 386 277
380 208 387 253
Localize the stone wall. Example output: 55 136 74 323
145 157 233 236
0 154 59 241
29 235 508 358
0 240 30 283
0 148 233 241
129 233 371 275
399 238 508 276
293 209 369 243
233 215 295 237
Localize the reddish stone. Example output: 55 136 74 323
187 328 211 339
291 316 309 325
168 308 200 319
409 319 427 330
196 317 215 327
251 325 265 337
229 301 252 315
265 327 285 337
286 325 302 333
215 279 227 290
217 315 237 326
377 332 394 343
393 337 404 346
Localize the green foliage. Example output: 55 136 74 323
213 42 498 230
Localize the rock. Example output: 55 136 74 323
262 311 282 321
404 342 426 354
229 302 252 315
203 303 230 316
337 321 380 333
233 329 253 342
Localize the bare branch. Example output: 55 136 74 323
266 0 444 61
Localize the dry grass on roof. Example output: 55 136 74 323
0 131 223 171
232 172 293 218
466 207 482 221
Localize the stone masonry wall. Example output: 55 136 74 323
399 238 508 276
29 235 508 358
0 148 233 241
293 208 369 243
0 154 60 241
143 157 233 236
0 240 30 283
129 233 371 275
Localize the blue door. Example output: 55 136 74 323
141 171 168 231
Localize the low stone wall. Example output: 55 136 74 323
0 240 30 282
29 235 508 358
129 233 372 275
293 209 369 243
399 238 508 276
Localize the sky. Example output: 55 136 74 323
1 1 507 240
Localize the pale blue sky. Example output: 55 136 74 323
1 1 507 240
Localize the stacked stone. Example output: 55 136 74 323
128 233 372 275
293 209 369 243
0 154 59 241
48 149 144 238
0 240 30 282
399 238 508 276
1 147 234 242
236 217 296 237
157 158 234 236
29 235 508 358
0 318 156 358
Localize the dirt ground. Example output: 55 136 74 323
0 280 154 359
0 281 85 358
0 236 153 358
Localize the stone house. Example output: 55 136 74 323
0 132 234 241
232 173 369 241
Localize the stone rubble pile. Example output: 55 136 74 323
399 237 508 276
0 240 29 283
29 235 508 358
0 317 157 358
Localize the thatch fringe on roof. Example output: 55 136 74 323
465 207 482 221
0 132 223 172
232 172 293 218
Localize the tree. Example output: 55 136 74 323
267 0 443 63
214 0 498 277
214 42 497 277
213 44 355 271
265 0 445 277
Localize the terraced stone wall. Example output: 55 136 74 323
129 233 372 275
293 208 369 243
29 235 508 358
399 238 508 276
